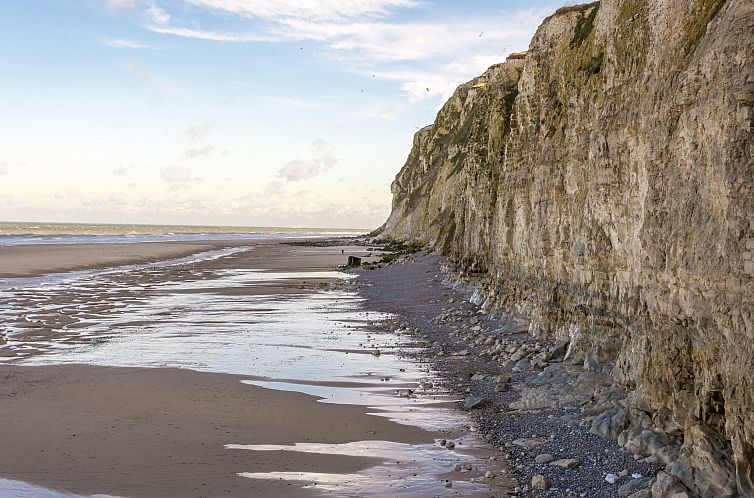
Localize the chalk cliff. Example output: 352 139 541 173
382 1 754 496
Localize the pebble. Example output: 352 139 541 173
532 474 551 491
605 473 619 484
357 258 669 498
446 441 456 449
550 458 580 469
535 453 555 464
463 395 488 410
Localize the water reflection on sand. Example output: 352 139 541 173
0 478 125 498
230 439 492 496
0 247 509 497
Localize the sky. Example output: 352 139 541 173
0 0 574 229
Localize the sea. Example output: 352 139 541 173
0 222 366 246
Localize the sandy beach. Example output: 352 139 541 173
0 364 428 498
0 239 509 497
0 241 235 278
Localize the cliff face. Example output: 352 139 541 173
385 56 525 265
383 0 754 496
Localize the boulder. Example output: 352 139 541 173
618 477 654 497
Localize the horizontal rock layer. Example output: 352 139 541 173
382 1 754 496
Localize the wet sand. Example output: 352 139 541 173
0 241 226 278
0 240 413 498
0 364 428 498
0 240 510 497
0 241 378 357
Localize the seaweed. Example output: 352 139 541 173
374 238 426 263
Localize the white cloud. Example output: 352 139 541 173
160 164 194 185
277 159 320 182
113 165 131 176
264 181 284 196
105 0 137 9
147 25 276 42
184 145 215 158
143 12 532 63
146 4 171 25
277 18 524 62
183 0 419 21
231 191 389 228
104 38 153 49
183 123 213 142
135 1 545 107
0 163 7 175
276 140 339 182
54 190 79 200
372 52 510 102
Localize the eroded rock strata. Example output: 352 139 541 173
381 1 754 496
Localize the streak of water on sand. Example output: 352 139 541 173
0 479 125 498
0 248 507 497
229 439 488 496
0 246 246 292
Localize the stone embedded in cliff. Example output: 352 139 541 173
380 0 754 496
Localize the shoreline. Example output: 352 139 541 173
0 239 426 498
0 239 515 497
0 236 366 279
355 253 670 497
0 241 243 278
